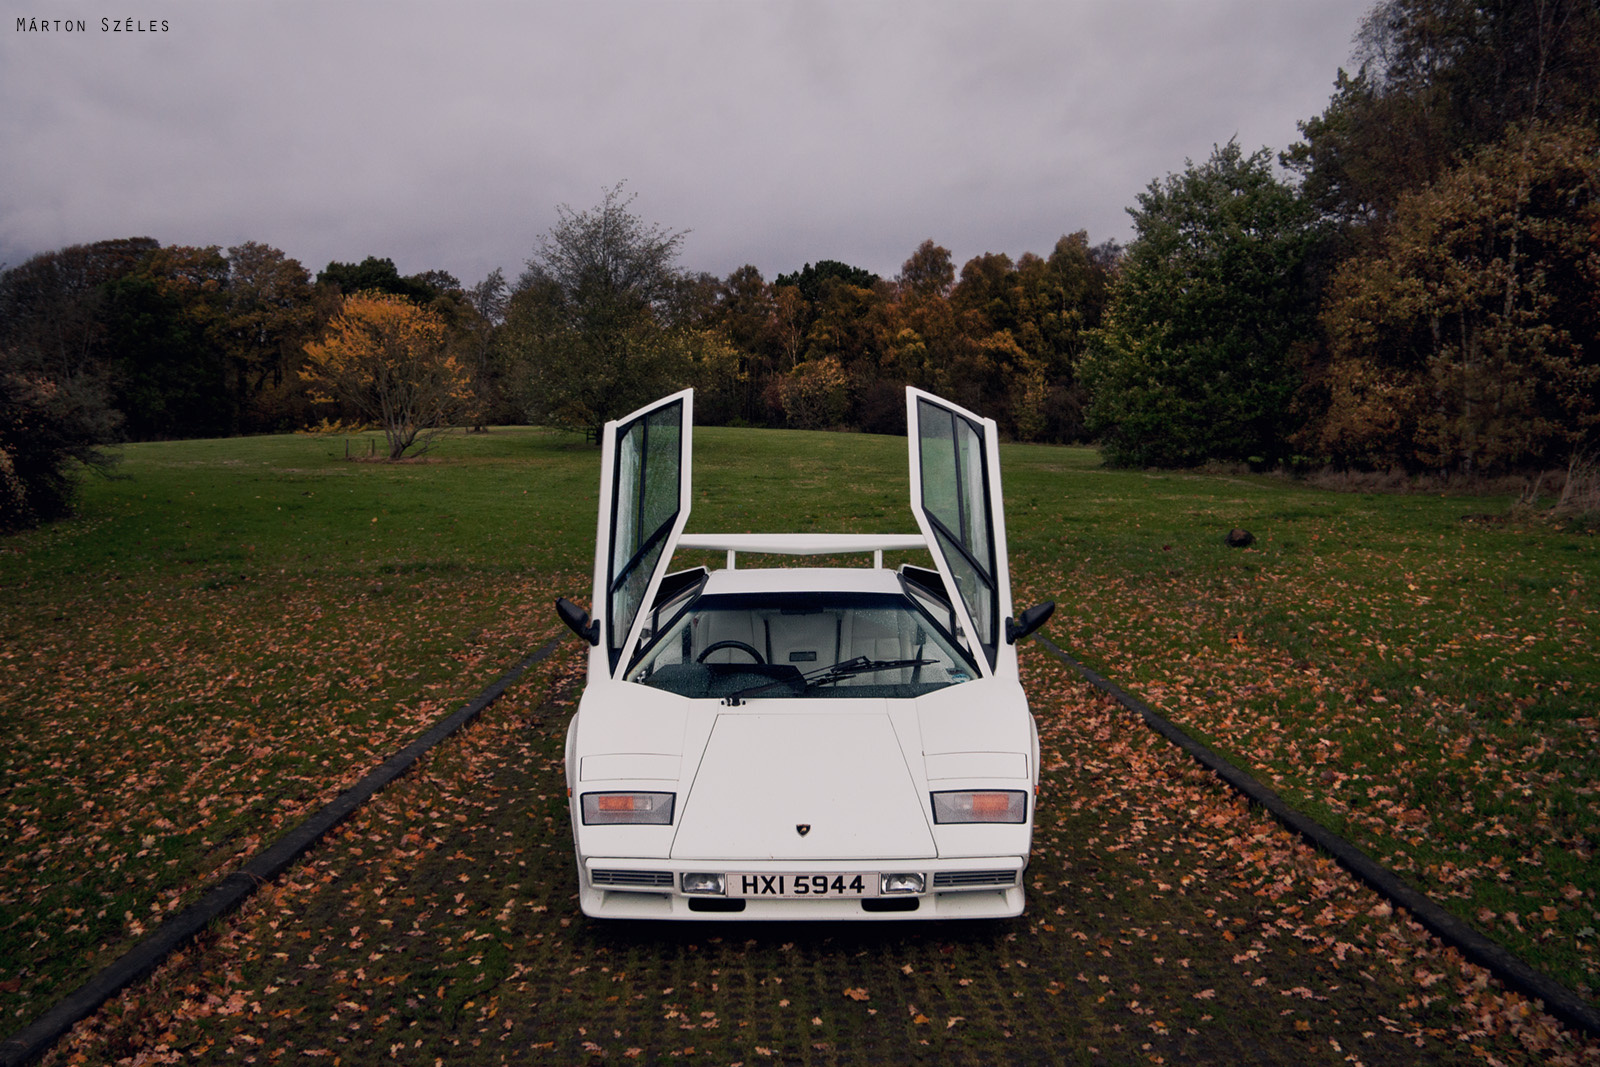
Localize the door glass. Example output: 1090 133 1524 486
953 415 992 568
915 397 998 664
608 400 684 670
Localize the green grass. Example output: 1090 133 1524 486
2 424 1597 1062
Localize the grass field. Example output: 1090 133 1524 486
1 424 1596 1064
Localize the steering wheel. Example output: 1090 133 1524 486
696 640 766 665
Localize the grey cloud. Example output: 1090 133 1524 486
1 0 1369 285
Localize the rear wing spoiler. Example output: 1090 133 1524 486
674 532 927 570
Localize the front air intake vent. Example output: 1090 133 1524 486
591 869 674 888
932 870 1017 889
689 898 746 913
861 897 919 913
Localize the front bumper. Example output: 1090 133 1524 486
577 856 1026 920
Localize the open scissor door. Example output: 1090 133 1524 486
591 389 694 679
905 387 1015 679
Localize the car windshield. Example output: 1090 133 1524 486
628 591 978 700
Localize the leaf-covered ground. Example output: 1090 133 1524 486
0 567 562 1013
3 427 1596 1063
42 643 1600 1065
0 430 589 1024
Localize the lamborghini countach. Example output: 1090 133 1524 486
554 387 1052 919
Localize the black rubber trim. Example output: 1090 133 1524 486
0 634 565 1067
861 897 920 913
688 898 746 913
1031 634 1600 1039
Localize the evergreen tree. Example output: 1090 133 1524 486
1084 143 1319 467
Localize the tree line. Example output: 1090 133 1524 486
4 0 1597 531
503 183 1120 444
0 198 1121 529
1089 0 1600 482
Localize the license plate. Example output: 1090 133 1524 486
728 872 878 898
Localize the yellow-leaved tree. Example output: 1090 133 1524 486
301 291 474 460
1314 122 1600 475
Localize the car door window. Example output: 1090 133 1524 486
913 396 999 668
606 398 687 672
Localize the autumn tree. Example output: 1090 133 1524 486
505 183 695 439
672 327 747 426
712 265 780 423
896 236 1116 443
772 260 879 307
765 260 887 396
773 355 850 429
897 240 956 300
799 273 887 374
761 260 885 423
1352 0 1600 145
950 252 1021 336
880 242 964 429
220 242 317 432
1010 234 1119 441
769 285 808 372
1311 122 1600 474
1286 0 1600 230
301 292 473 459
715 266 776 355
1083 142 1319 467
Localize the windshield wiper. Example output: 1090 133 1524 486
722 656 937 705
806 655 937 687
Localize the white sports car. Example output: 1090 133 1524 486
555 387 1053 920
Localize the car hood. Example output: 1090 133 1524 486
670 711 935 861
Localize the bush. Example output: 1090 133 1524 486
774 356 850 429
0 357 119 532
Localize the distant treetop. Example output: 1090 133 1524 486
317 256 456 303
772 260 879 303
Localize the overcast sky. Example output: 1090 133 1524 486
2 0 1373 287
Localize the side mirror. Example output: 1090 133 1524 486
555 597 600 645
1005 601 1055 644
